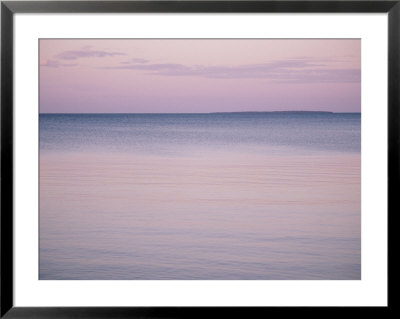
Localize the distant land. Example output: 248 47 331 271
212 111 335 114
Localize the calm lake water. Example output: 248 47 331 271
39 112 361 280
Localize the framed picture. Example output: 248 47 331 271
1 0 396 317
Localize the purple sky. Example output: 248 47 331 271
40 39 361 113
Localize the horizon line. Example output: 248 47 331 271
39 111 361 114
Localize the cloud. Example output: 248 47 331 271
120 58 149 65
55 49 125 60
40 60 78 68
100 58 360 83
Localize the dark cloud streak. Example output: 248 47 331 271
55 49 125 60
101 58 360 83
41 60 78 68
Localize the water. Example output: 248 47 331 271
39 112 361 280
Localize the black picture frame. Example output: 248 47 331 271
1 1 397 317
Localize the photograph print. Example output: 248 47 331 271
39 39 361 280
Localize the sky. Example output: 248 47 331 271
39 39 361 113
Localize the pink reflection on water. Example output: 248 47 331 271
40 150 360 279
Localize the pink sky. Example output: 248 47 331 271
39 39 361 113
